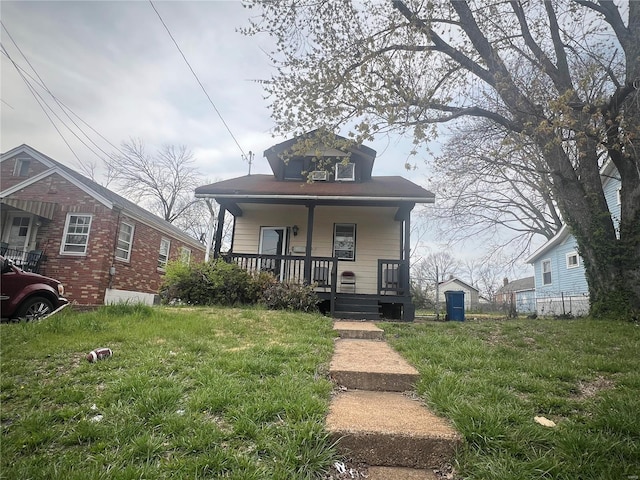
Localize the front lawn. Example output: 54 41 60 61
383 318 640 480
1 305 337 479
3 307 639 479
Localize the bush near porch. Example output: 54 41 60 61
160 260 319 312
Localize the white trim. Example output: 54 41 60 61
526 225 569 263
158 238 171 270
542 259 552 286
60 213 93 255
115 221 135 262
335 162 355 181
259 226 287 280
566 251 580 269
333 223 356 261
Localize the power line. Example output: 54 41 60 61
0 47 124 156
1 40 83 165
148 0 249 162
1 22 120 166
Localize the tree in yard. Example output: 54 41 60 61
412 251 460 298
244 0 640 318
107 139 201 224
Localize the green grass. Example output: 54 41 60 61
1 305 337 480
382 318 640 480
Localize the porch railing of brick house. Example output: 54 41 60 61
1 246 45 274
222 253 338 316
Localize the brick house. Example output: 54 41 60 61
1 144 205 307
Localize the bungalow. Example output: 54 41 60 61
195 131 435 321
526 162 621 316
1 144 206 307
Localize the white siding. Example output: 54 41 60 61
232 204 402 294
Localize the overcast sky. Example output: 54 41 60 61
1 1 535 275
1 0 423 182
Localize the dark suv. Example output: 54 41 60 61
1 255 68 321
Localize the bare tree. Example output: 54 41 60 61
428 121 563 263
412 251 460 296
244 0 640 317
107 139 201 224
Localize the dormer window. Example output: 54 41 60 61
284 158 305 180
335 162 355 181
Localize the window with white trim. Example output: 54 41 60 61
13 158 30 177
61 214 92 255
542 259 552 285
566 251 579 269
115 222 135 262
333 224 356 260
180 247 192 264
158 238 171 269
617 187 621 205
335 162 355 181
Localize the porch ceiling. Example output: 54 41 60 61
217 198 416 218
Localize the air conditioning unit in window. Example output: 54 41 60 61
310 170 328 181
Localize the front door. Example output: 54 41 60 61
2 214 32 261
259 227 287 280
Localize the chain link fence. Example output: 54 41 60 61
534 291 590 317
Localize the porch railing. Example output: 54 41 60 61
378 259 409 296
222 253 338 315
1 246 45 273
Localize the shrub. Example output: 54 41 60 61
160 261 320 312
160 260 256 306
260 282 319 312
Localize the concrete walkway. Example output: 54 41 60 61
326 321 462 479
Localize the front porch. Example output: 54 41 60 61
0 244 45 273
224 253 414 321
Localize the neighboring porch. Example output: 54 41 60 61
0 199 54 274
0 244 45 273
224 253 414 321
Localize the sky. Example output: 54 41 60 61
0 0 533 278
0 0 423 181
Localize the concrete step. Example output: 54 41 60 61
330 339 419 391
333 321 385 340
326 390 462 469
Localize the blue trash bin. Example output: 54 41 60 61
444 290 465 321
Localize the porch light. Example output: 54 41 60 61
292 225 299 236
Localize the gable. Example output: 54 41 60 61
264 130 377 182
1 144 204 251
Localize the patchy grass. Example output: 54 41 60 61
1 305 337 479
382 318 640 480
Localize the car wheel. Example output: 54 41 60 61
16 296 54 321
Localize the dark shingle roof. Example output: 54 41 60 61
496 276 535 294
195 174 435 202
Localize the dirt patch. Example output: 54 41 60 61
572 376 615 400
